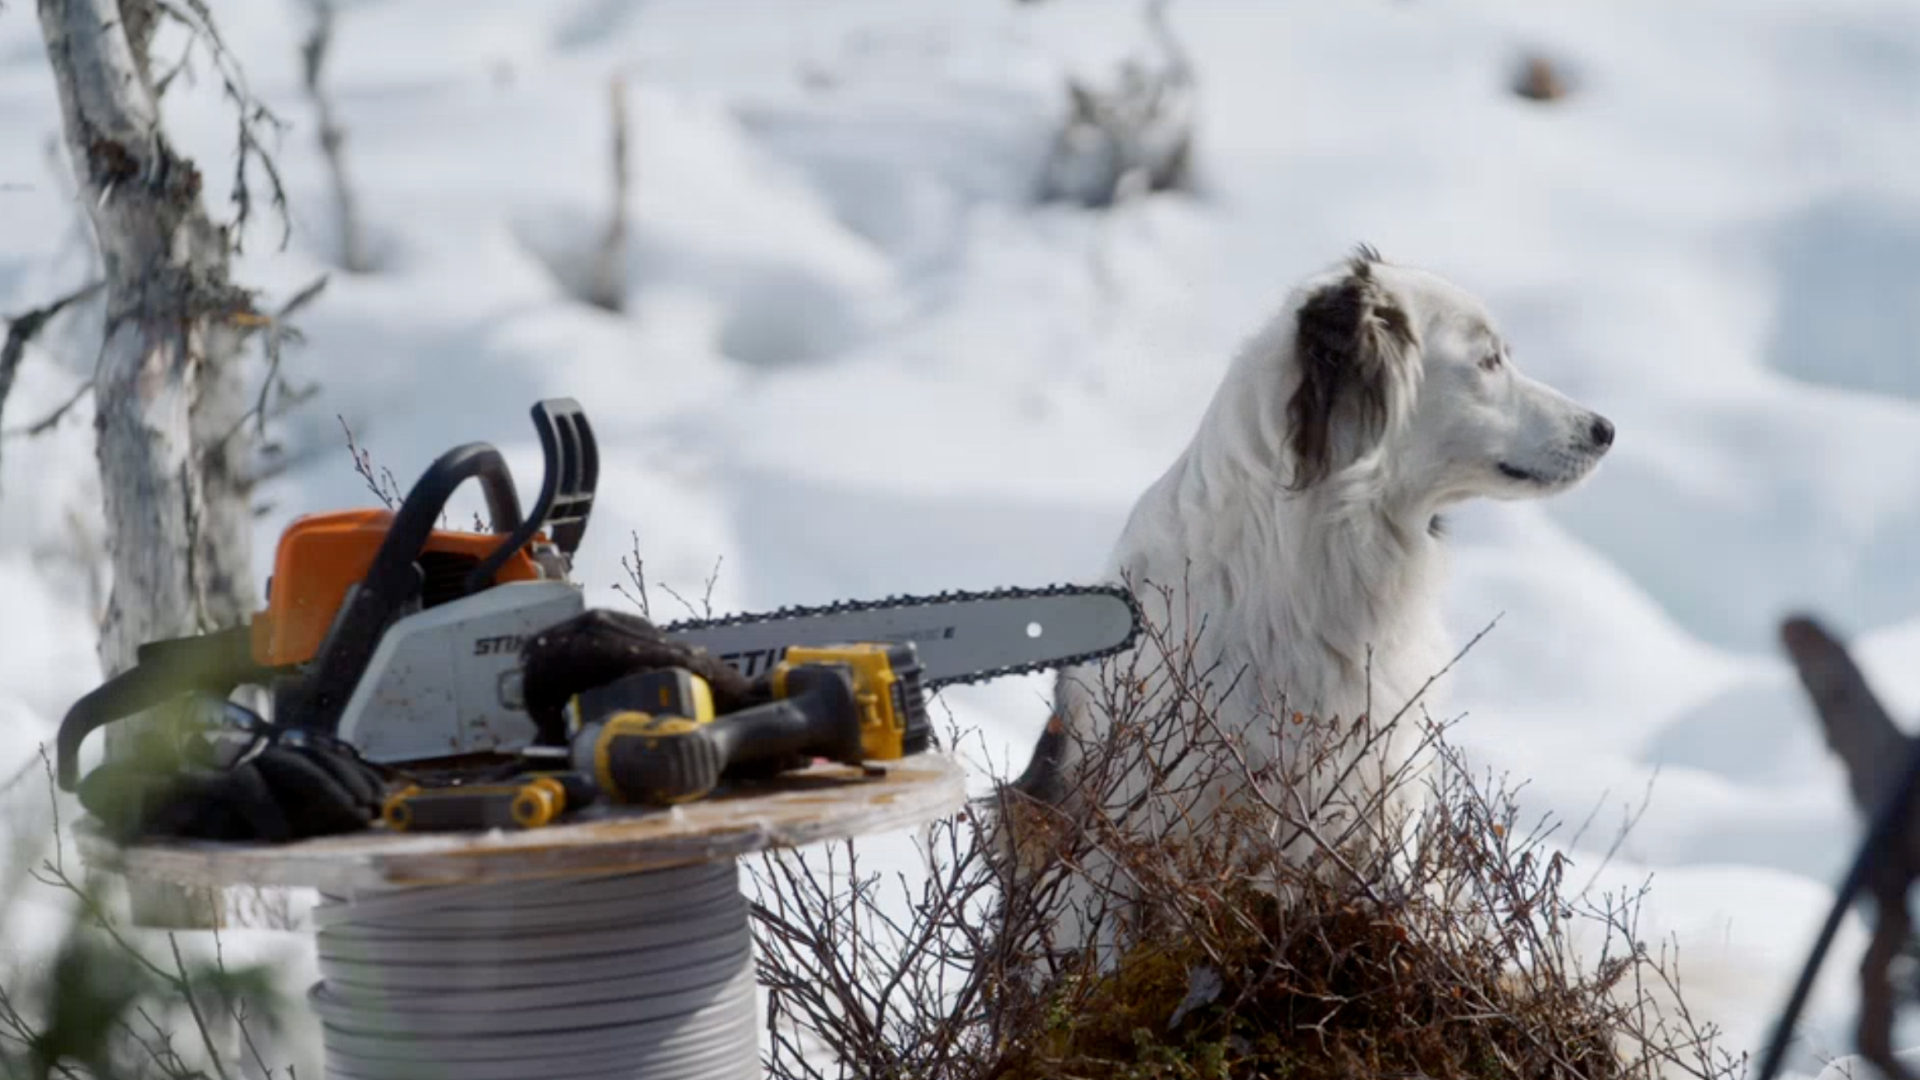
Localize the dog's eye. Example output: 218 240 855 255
1479 353 1503 372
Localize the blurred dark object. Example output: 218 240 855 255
76 692 389 845
1757 615 1920 1080
1036 0 1196 207
1513 54 1570 103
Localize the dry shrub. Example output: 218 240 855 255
1034 0 1196 209
747 580 1746 1080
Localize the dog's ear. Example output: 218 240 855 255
1285 251 1418 490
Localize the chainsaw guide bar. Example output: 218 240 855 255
660 582 1146 692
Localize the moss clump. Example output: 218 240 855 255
1003 885 1625 1080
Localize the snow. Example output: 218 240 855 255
3 0 1919 1075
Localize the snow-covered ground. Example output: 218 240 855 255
4 0 1920 1074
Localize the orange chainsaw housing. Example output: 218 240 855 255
251 510 544 669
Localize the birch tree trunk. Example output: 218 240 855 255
40 0 261 928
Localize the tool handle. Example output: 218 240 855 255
383 776 571 832
465 399 599 593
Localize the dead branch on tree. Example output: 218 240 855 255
0 279 102 481
300 0 372 273
225 274 329 444
153 0 292 253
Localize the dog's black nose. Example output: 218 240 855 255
1589 415 1615 449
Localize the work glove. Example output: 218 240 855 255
518 608 764 746
75 694 390 845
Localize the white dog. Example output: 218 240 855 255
1003 245 1614 954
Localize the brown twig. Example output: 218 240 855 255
166 933 233 1080
336 414 402 509
614 530 652 618
658 555 724 622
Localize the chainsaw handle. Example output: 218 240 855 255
384 440 525 548
465 398 598 594
55 627 264 791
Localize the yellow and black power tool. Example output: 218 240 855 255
566 642 930 806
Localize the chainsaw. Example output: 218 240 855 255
54 398 1142 833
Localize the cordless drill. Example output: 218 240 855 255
567 643 931 806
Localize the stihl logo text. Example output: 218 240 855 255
715 626 957 677
473 635 528 656
719 648 786 677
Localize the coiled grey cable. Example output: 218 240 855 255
307 859 761 1080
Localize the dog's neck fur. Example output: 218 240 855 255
1112 310 1451 722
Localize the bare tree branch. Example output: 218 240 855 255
300 0 371 273
152 0 292 251
212 273 328 448
0 279 102 483
4 378 94 440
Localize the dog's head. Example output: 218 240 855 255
1280 245 1613 509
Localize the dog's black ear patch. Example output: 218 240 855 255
1285 255 1418 491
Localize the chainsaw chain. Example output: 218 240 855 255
658 582 1146 691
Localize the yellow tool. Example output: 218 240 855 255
567 643 929 806
381 773 590 832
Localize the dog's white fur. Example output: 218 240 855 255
1008 246 1613 954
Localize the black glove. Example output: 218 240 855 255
75 697 390 845
519 608 763 746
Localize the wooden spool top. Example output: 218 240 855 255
78 755 970 895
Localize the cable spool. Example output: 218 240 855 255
75 755 967 1080
308 860 760 1080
